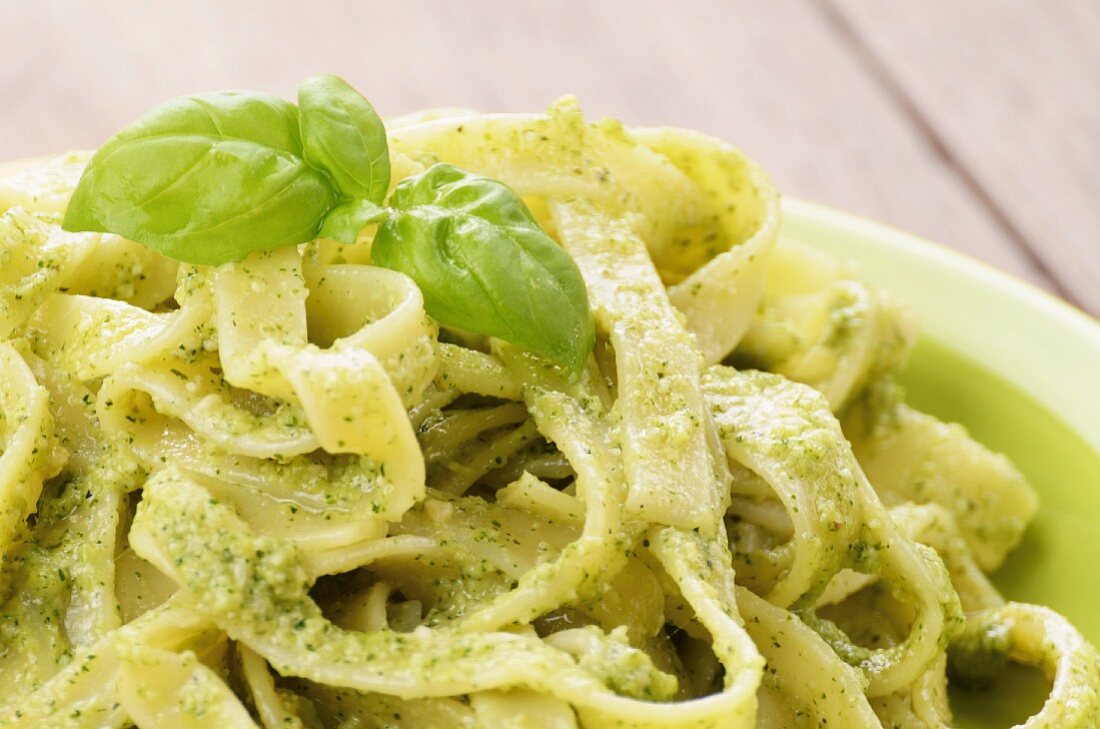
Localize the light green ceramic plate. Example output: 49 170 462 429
784 198 1100 727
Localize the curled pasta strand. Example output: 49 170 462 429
118 643 258 728
0 151 89 215
0 601 217 728
389 98 704 248
705 367 863 607
0 209 97 338
456 345 631 632
736 585 881 726
631 127 779 364
950 603 1100 729
550 199 724 535
434 342 523 400
0 342 62 582
131 468 764 729
214 249 429 490
844 380 1038 571
704 367 961 696
238 644 305 729
733 239 917 411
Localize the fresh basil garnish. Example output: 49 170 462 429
62 77 595 372
298 74 390 205
318 198 387 243
373 163 594 374
63 90 336 265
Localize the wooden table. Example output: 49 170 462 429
3 0 1097 316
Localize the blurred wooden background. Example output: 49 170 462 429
3 0 1097 315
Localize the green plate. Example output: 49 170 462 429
783 199 1100 726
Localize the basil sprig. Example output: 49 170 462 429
298 74 390 204
298 74 390 241
62 76 594 373
374 163 594 374
63 90 338 265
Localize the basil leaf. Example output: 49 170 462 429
63 91 336 266
298 74 390 204
319 198 388 243
373 164 594 373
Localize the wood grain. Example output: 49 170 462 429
828 0 1100 313
0 0 1086 305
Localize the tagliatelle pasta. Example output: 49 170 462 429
0 97 1096 729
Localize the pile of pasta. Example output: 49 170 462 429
0 98 1096 728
